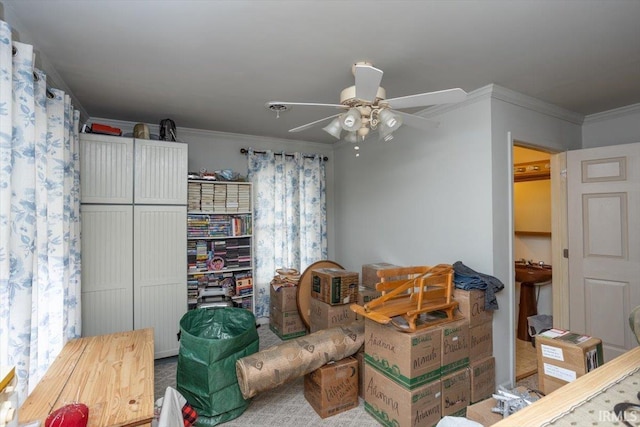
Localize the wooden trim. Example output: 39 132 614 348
551 152 569 329
514 160 551 182
515 231 552 237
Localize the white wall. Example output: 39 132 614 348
333 95 493 269
582 103 640 148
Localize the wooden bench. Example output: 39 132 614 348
19 328 154 426
351 264 458 331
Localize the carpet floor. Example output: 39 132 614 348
154 323 538 425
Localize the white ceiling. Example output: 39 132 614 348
5 1 640 144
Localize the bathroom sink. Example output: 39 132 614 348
515 263 552 283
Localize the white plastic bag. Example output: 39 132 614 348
153 386 188 427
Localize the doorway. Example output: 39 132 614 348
513 144 554 380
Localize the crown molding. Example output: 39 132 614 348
583 102 640 124
413 84 584 125
488 84 584 125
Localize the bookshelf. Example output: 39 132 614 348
187 179 253 312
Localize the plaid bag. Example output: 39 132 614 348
182 402 198 427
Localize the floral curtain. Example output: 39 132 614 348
0 19 81 403
247 149 327 320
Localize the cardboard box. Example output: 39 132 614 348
361 262 402 289
357 285 381 305
269 306 306 340
270 283 298 312
466 397 503 426
535 328 603 394
453 288 493 327
469 321 493 361
304 357 359 419
439 319 470 376
311 268 359 305
364 363 441 427
466 387 539 426
356 349 365 398
364 319 441 389
470 356 495 403
355 286 381 320
441 368 471 417
309 298 358 332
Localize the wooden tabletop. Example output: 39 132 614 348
493 346 640 426
19 328 154 427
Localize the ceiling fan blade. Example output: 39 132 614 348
266 101 346 109
289 113 342 133
393 110 439 131
384 88 467 110
354 64 383 102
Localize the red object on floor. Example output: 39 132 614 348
182 402 198 426
45 403 89 427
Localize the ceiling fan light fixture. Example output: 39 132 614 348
340 108 362 131
379 109 402 132
344 132 358 143
322 117 342 139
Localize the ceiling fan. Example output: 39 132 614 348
266 62 468 149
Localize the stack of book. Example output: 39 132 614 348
238 185 251 212
238 237 251 267
208 215 231 237
200 183 214 211
230 214 251 236
195 240 208 270
188 182 201 211
226 184 239 212
187 215 210 238
214 184 227 212
212 240 227 266
225 238 240 269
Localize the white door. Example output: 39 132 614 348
133 205 187 358
81 204 134 337
567 142 640 361
134 139 188 205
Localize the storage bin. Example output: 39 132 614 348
177 307 259 426
527 314 553 347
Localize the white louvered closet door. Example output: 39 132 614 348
80 134 188 358
133 205 187 358
81 204 134 336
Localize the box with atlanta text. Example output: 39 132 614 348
364 363 442 427
363 319 441 390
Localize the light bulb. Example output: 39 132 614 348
322 117 342 139
340 108 362 131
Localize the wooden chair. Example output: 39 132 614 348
350 264 458 332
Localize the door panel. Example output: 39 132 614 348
80 205 134 336
568 142 640 361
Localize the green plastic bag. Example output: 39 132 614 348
177 307 259 426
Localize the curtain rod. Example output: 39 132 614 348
240 148 328 162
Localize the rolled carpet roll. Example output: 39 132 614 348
235 321 364 399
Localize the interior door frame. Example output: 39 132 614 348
551 152 570 328
510 136 569 384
